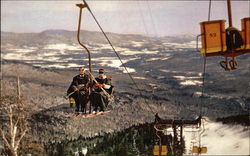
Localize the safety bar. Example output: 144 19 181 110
196 34 202 54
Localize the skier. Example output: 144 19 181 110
90 69 113 113
67 66 90 113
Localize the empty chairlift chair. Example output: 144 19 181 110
197 17 250 70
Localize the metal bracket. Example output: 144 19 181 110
76 3 87 9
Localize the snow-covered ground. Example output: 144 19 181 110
1 39 198 75
200 122 249 155
44 43 82 51
178 119 249 155
1 40 176 73
173 75 202 86
133 76 146 80
120 49 158 55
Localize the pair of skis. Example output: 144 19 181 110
65 111 111 118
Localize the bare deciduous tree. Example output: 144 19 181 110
0 96 29 156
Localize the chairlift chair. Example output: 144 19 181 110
197 0 250 71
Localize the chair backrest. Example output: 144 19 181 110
193 146 207 154
153 145 168 156
107 85 114 95
199 20 227 54
241 17 250 50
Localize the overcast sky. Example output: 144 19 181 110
1 1 250 36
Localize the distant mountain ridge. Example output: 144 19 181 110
1 29 196 45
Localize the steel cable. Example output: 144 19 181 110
83 0 156 116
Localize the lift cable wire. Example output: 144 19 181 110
199 0 212 116
135 0 173 106
135 0 162 105
195 0 212 150
83 0 156 115
136 0 150 36
137 0 175 115
141 0 167 54
146 0 158 37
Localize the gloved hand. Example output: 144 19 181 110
72 86 78 92
77 84 85 90
95 83 105 88
80 91 86 95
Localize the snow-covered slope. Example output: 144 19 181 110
184 119 249 155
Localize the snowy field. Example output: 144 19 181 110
1 40 195 74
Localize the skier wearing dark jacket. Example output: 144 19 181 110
67 66 90 113
90 69 113 113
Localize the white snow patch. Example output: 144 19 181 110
193 92 202 97
131 41 144 47
39 51 58 57
148 83 158 89
25 60 45 64
92 57 136 67
114 46 130 52
163 41 197 49
44 43 81 51
147 57 171 61
159 69 179 73
159 69 172 73
120 49 158 55
173 75 202 86
173 76 200 80
133 77 146 80
2 53 44 61
122 67 136 73
90 57 137 73
180 80 202 86
99 59 122 69
2 53 23 60
8 48 36 53
67 63 80 68
173 76 186 80
42 64 66 69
